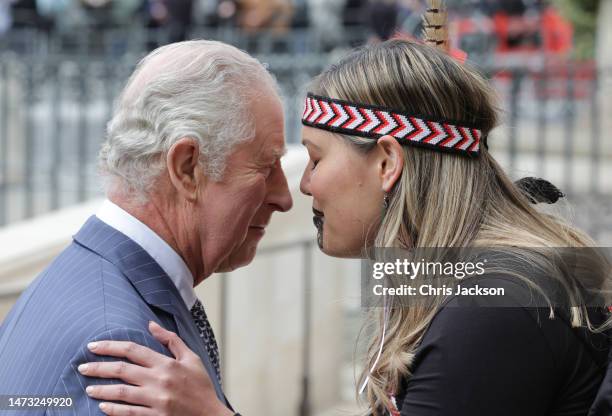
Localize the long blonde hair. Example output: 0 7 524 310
309 25 610 416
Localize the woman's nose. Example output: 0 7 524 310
299 165 312 196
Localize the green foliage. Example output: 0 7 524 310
551 0 600 59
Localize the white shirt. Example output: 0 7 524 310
96 199 197 310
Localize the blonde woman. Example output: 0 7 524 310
77 9 612 416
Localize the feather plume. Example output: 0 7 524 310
422 0 449 52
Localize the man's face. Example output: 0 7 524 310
196 92 292 275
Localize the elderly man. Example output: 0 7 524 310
0 40 292 414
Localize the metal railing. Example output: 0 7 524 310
494 64 609 195
1 29 611 230
0 49 330 225
0 26 369 58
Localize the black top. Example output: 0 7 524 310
393 276 610 416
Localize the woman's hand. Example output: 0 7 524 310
78 321 233 416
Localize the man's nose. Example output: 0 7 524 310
268 163 293 212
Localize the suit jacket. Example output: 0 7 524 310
0 215 229 415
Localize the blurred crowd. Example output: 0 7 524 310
0 0 535 41
0 0 565 55
0 0 412 39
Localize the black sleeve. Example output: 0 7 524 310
398 295 559 415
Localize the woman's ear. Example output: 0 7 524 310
376 135 404 192
166 137 202 201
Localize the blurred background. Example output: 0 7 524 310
0 0 610 415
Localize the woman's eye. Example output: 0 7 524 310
311 159 319 169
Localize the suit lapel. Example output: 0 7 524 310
73 216 226 401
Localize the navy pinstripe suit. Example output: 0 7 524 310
0 215 229 415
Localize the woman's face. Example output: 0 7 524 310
300 126 385 258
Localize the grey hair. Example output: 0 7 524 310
99 40 278 201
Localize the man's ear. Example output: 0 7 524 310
166 137 202 201
376 135 404 192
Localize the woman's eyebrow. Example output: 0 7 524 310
301 138 321 150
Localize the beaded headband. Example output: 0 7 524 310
302 93 485 156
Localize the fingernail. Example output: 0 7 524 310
78 364 89 373
86 386 93 394
99 402 107 410
88 342 98 350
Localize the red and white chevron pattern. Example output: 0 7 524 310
302 94 483 155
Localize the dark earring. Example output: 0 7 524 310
383 193 390 210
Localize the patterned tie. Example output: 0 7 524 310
190 299 222 385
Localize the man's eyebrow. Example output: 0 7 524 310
275 146 287 158
267 146 287 162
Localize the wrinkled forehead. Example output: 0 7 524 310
252 93 287 157
255 129 287 164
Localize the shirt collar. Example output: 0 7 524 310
95 199 197 310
